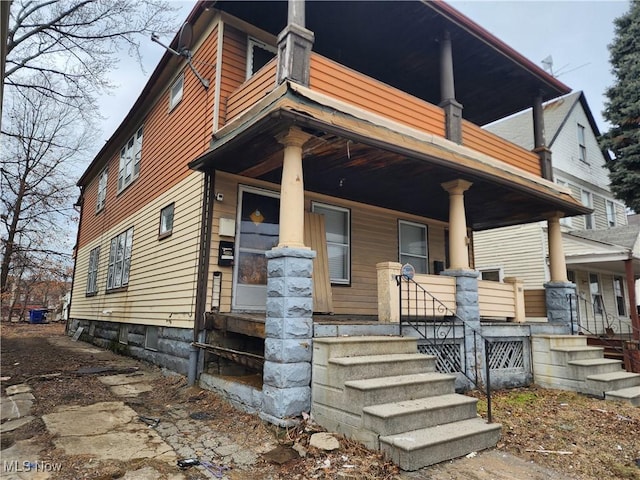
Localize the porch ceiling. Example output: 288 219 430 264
211 0 570 126
191 83 589 231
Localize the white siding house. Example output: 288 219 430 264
474 91 640 336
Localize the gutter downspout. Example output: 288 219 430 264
66 186 85 335
189 170 215 385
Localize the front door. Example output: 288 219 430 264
233 187 280 310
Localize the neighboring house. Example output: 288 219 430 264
69 0 606 469
475 91 640 338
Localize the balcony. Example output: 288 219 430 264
224 52 542 178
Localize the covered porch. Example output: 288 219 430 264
189 78 589 424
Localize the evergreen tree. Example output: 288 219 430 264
600 0 640 212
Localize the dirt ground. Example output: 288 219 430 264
1 322 639 480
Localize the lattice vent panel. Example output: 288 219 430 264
488 340 524 370
418 342 462 373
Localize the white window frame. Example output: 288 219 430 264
606 200 616 227
589 272 603 315
577 123 587 162
246 37 277 79
613 276 626 316
159 203 175 239
312 202 351 285
479 267 504 282
581 189 594 229
169 74 184 111
398 220 428 274
118 127 143 193
86 247 100 295
107 227 134 290
96 168 108 213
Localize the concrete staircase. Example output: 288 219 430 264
532 335 640 406
311 336 501 471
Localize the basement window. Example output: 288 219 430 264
145 326 159 351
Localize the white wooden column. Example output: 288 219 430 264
276 127 311 249
547 213 568 282
441 179 472 270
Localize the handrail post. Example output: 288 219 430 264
485 339 492 423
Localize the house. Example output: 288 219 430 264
69 0 612 469
475 92 640 342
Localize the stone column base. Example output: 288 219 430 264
262 247 316 425
544 281 577 333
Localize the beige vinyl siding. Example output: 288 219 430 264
71 172 204 329
473 223 548 289
210 172 447 316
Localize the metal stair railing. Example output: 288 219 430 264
569 293 639 370
397 274 495 423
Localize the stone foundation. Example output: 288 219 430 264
67 319 192 374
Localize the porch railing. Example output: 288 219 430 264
573 293 633 337
397 274 494 423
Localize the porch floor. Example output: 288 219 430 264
206 312 383 339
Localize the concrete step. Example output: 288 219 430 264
380 417 502 471
324 353 436 386
533 334 589 349
605 386 640 407
343 372 455 412
313 336 418 366
568 358 623 380
550 346 605 362
362 393 477 436
584 371 640 397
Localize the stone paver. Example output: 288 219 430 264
5 384 32 396
0 439 52 480
42 402 176 464
0 415 36 434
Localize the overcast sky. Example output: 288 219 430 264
95 0 630 160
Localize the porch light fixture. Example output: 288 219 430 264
250 209 265 225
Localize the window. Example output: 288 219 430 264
169 74 184 110
86 247 100 295
589 273 603 315
577 123 587 162
614 276 626 316
399 221 428 274
581 190 594 229
606 200 616 227
246 37 277 79
107 227 134 290
96 168 108 212
145 326 159 350
480 268 503 282
118 324 129 345
118 127 143 193
159 203 175 239
312 203 350 284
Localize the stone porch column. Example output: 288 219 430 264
440 179 483 387
544 214 577 331
261 126 316 426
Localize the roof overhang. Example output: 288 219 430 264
190 82 589 231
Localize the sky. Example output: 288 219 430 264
95 0 631 159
